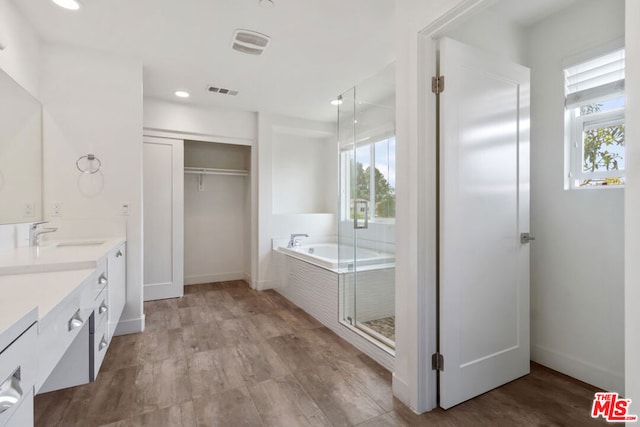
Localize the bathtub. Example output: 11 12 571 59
274 243 396 370
278 243 394 271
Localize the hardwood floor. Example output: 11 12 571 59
34 281 607 426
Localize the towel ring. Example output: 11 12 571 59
76 154 102 174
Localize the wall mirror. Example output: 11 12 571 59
0 68 42 224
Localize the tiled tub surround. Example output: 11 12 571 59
274 250 395 371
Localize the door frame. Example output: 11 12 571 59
409 0 496 412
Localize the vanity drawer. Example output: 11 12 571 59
91 295 110 380
36 281 92 393
91 289 109 334
0 324 36 427
93 257 108 299
92 328 109 379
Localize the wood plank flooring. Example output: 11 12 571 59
34 280 608 426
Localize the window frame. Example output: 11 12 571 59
564 46 626 190
340 135 396 223
569 106 625 186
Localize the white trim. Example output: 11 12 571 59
255 279 274 291
404 0 493 413
532 344 624 393
419 0 488 38
184 272 245 285
143 127 253 147
144 282 183 301
392 373 411 409
113 315 145 335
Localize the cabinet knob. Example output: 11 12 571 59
98 274 108 285
116 250 123 258
68 310 84 331
99 302 108 315
99 336 108 351
0 367 22 415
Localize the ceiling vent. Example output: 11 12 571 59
208 86 239 96
231 29 270 55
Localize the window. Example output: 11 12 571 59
565 48 625 188
341 135 396 221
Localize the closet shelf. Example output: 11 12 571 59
184 167 249 177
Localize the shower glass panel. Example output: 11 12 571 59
338 63 396 350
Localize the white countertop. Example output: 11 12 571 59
0 237 125 275
0 269 94 351
0 237 125 352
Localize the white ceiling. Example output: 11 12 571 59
12 0 395 123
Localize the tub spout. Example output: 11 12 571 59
288 233 309 248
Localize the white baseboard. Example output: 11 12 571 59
184 272 244 285
531 344 624 392
114 315 145 335
255 279 274 291
392 373 411 406
243 272 251 284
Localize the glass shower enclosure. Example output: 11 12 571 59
338 63 396 350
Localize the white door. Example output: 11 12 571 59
438 37 531 409
143 136 184 300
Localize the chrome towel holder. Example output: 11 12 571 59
76 154 102 174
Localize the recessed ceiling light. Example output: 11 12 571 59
331 99 343 106
259 0 274 8
174 90 190 98
52 0 81 10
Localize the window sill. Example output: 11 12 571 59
567 184 625 191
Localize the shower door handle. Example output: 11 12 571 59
353 200 369 229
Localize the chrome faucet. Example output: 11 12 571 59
288 233 308 248
29 221 58 247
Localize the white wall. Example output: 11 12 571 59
625 0 640 410
144 98 256 144
143 98 257 283
528 0 625 392
444 5 528 66
0 0 41 98
272 131 335 215
257 113 337 290
40 44 144 335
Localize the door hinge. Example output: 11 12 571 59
432 76 445 94
432 352 444 371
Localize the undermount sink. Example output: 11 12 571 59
52 240 106 248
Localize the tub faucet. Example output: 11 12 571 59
29 221 58 247
288 234 308 248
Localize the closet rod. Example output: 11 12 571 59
184 167 249 177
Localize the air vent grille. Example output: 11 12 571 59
232 29 270 56
208 86 239 96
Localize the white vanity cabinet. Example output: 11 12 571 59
37 272 94 393
91 243 126 379
89 257 109 380
0 324 36 427
0 237 127 424
107 244 126 341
